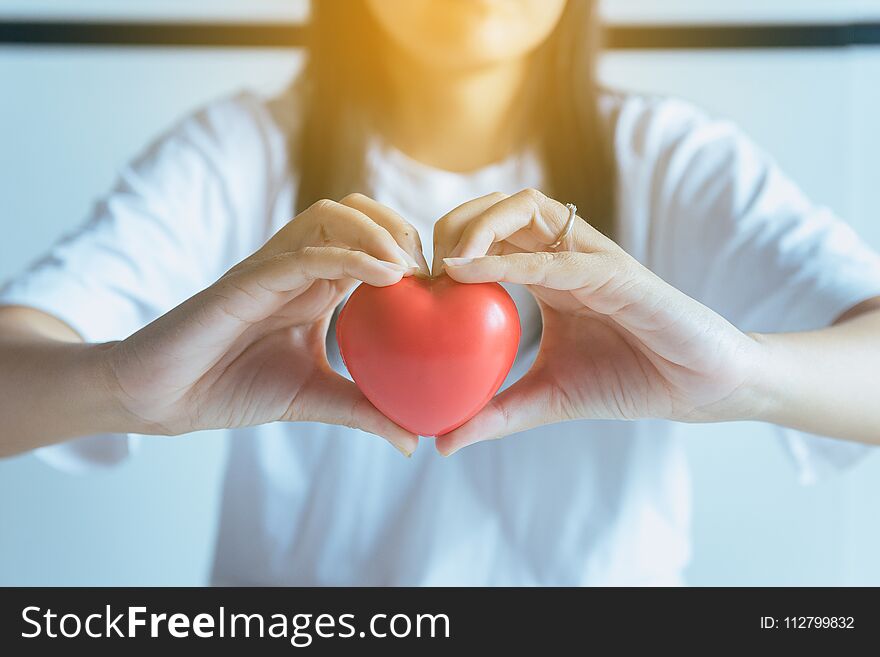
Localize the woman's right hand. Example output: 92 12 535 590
105 194 426 456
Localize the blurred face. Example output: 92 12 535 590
365 0 568 70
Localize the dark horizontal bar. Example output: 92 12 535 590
606 22 880 49
0 21 308 48
0 20 878 50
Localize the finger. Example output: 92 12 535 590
339 193 429 274
291 199 416 268
166 247 412 367
434 370 557 456
444 251 696 351
450 247 729 382
298 370 419 457
443 251 621 292
431 192 508 276
208 248 414 327
228 246 414 303
450 188 609 261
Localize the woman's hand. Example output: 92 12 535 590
434 189 764 455
106 194 427 456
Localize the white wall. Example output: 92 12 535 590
1 3 879 585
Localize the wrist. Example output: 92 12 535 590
70 340 135 435
688 331 780 424
92 341 167 436
0 337 142 457
731 331 786 424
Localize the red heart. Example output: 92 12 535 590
337 275 521 437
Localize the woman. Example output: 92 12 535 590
1 0 879 586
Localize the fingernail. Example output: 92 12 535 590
394 443 413 458
443 257 475 267
379 261 409 271
396 246 420 270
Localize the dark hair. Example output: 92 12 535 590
294 0 615 237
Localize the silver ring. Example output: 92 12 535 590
547 202 577 249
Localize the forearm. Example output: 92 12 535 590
0 328 128 458
748 304 880 444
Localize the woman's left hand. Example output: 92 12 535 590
433 189 765 456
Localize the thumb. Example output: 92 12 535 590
434 367 560 456
294 369 419 457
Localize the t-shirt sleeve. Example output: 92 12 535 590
625 97 880 483
0 98 260 471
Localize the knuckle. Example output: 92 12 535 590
516 188 546 230
535 251 557 267
519 187 546 205
294 245 321 260
308 198 337 215
339 192 368 205
555 251 583 271
524 251 555 277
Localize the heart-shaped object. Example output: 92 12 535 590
337 275 521 436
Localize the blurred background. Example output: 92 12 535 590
1 0 879 586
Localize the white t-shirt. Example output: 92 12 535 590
3 85 880 586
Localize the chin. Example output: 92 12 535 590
418 24 537 70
